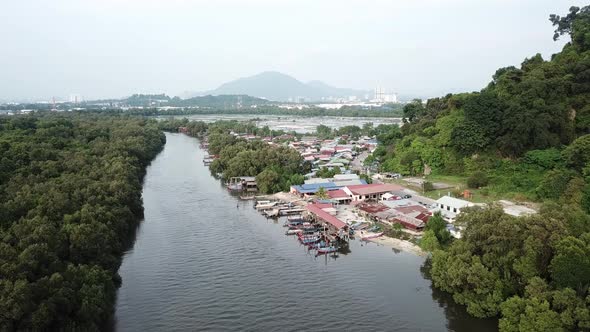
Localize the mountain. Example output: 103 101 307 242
196 71 368 102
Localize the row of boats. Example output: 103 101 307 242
254 199 384 256
283 215 339 254
254 200 306 218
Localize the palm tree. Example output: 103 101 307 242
316 187 329 199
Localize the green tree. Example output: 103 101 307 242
316 125 333 139
563 134 590 171
425 212 452 246
402 99 426 123
499 296 564 332
255 168 281 194
420 230 441 252
316 187 329 200
550 234 590 293
550 6 590 50
467 171 489 189
536 169 577 200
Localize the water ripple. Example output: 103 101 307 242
114 134 498 332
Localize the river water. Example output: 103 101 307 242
114 133 497 331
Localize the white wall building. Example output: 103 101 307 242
433 196 475 222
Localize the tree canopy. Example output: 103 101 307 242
0 112 165 330
411 6 590 331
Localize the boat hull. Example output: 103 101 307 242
316 247 337 254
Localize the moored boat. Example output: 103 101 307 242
255 201 277 210
316 246 338 254
287 215 304 222
300 237 320 245
286 229 303 235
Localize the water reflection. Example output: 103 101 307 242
420 260 498 331
114 133 498 332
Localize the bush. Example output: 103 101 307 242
467 171 489 189
536 169 577 200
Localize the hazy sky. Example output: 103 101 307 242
1 0 586 101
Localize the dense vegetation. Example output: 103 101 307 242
122 104 403 118
2 95 403 118
429 205 590 331
372 6 590 203
402 6 590 331
211 137 307 193
0 113 165 330
157 119 308 193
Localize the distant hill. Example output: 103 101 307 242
87 93 269 108
171 94 269 108
195 71 369 101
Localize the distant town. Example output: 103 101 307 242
0 89 404 115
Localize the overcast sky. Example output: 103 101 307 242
1 0 586 101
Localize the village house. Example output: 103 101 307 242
289 182 342 197
344 183 404 202
305 203 349 241
434 195 474 222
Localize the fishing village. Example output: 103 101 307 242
191 122 538 258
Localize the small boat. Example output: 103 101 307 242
316 246 338 254
361 232 384 241
239 195 255 200
256 201 277 210
287 215 304 222
264 209 280 218
298 232 320 239
301 238 320 245
286 229 303 235
285 217 304 223
227 183 243 191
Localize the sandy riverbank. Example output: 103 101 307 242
360 232 426 256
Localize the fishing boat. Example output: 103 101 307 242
316 246 338 254
300 237 320 245
284 218 303 225
298 233 320 241
255 201 277 210
287 215 304 222
286 229 303 235
361 232 384 241
264 209 280 218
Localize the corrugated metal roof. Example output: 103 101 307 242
291 182 342 194
347 183 403 196
306 204 347 230
328 189 350 199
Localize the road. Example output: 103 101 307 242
351 150 368 172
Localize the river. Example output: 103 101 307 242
114 133 498 331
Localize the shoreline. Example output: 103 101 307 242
361 233 425 256
269 191 426 257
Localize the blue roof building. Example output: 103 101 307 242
289 182 342 195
